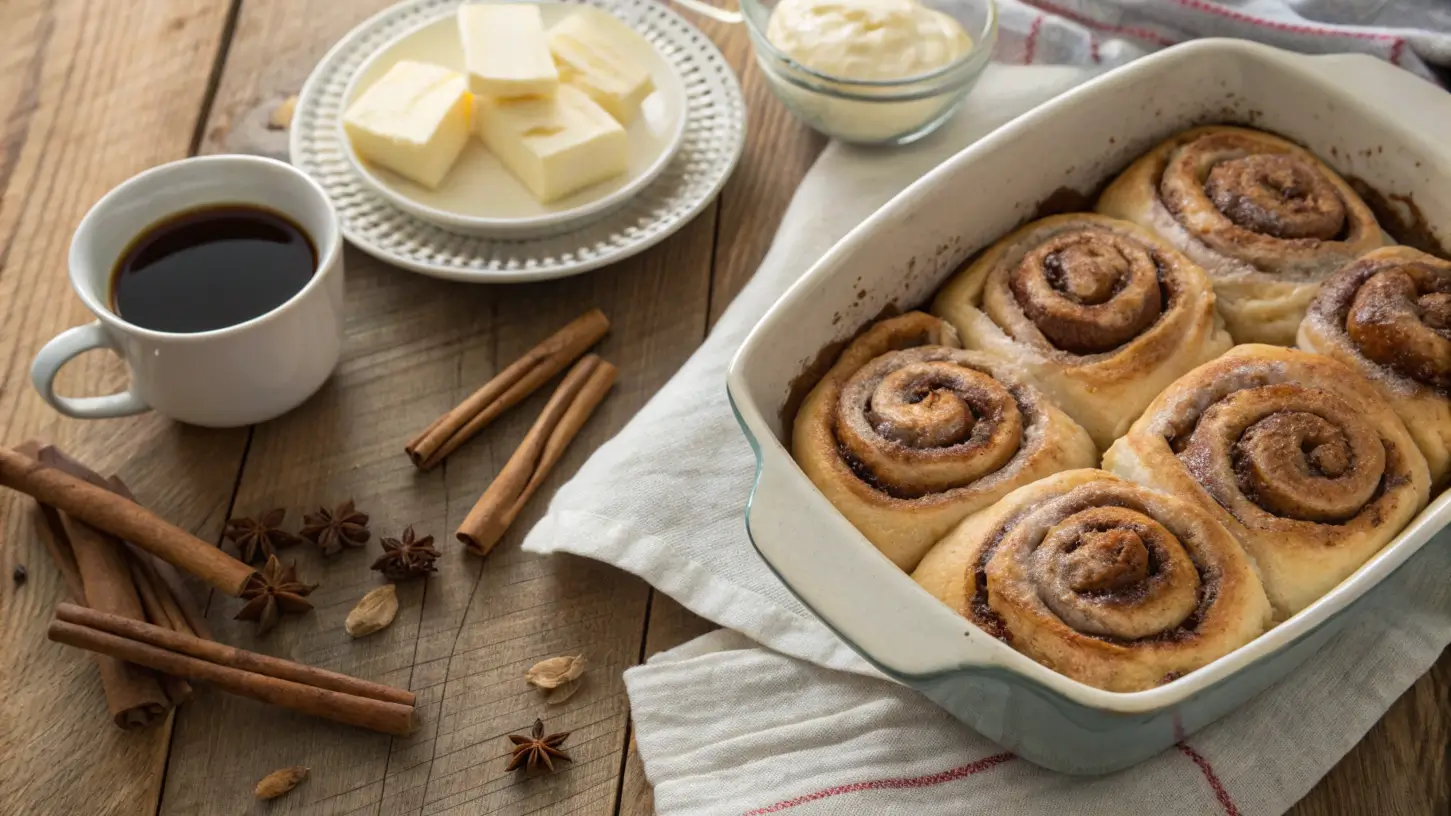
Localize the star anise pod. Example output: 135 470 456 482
371 526 440 581
300 499 370 557
506 718 572 774
235 556 318 635
223 508 302 564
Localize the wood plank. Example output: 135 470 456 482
619 726 653 816
197 0 378 158
1290 647 1451 815
704 89 824 324
158 2 717 812
0 1 240 814
702 36 825 324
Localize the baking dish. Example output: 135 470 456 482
725 39 1451 775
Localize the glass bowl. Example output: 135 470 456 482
740 0 997 145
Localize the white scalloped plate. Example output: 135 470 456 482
341 5 688 238
291 0 746 283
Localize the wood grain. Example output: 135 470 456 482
159 3 717 813
0 1 241 814
1 0 1449 813
1289 647 1451 815
704 54 825 324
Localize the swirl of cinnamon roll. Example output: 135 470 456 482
1097 126 1386 346
1104 345 1429 616
792 312 1098 571
913 469 1271 691
1299 246 1451 485
933 214 1231 449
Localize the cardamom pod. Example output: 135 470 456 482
526 655 586 690
268 95 298 130
345 584 398 637
254 766 309 800
545 678 581 704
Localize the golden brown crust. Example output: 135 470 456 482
1097 126 1387 345
1103 345 1430 616
912 469 1271 692
792 312 1098 571
1298 246 1451 486
933 213 1231 450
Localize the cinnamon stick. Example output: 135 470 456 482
128 554 189 634
27 447 212 638
128 543 213 640
407 308 610 471
18 442 83 600
49 621 414 736
27 458 170 722
55 604 416 707
15 442 174 725
22 444 210 712
457 353 617 556
35 527 167 725
109 476 212 641
126 557 194 703
30 501 85 601
62 514 152 637
60 509 173 727
50 606 414 735
0 445 255 595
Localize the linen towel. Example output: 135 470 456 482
989 0 1451 79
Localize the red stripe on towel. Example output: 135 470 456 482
1020 0 1179 47
1172 0 1406 64
1178 743 1241 816
742 753 1016 815
1025 14 1045 64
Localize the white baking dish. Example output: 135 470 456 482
726 39 1451 775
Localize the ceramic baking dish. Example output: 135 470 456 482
726 39 1451 775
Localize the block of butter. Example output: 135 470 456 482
342 60 472 190
475 84 628 204
549 12 656 125
458 3 558 98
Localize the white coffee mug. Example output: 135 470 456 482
32 155 345 428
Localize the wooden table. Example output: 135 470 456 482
1 2 1446 813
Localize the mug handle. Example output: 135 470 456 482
31 321 149 419
668 0 742 24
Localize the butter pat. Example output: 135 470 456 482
475 84 627 203
549 12 655 124
343 60 472 189
458 4 559 98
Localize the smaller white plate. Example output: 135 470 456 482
341 4 688 239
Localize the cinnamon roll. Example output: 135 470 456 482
932 213 1232 449
1104 345 1430 616
912 469 1271 692
1097 126 1387 346
792 312 1098 571
1299 246 1451 486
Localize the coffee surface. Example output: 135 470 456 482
111 204 316 334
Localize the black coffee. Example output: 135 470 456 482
111 204 317 334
